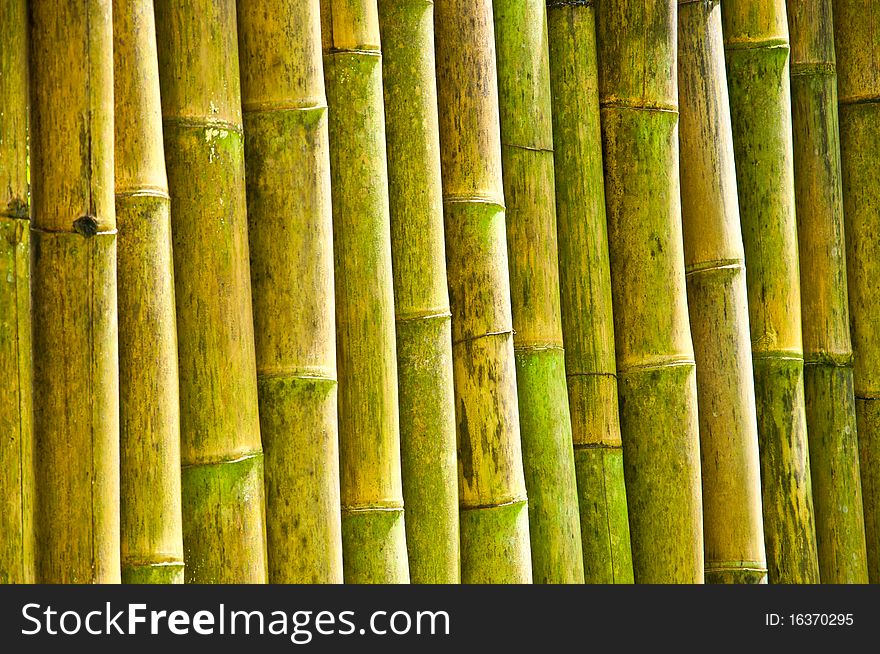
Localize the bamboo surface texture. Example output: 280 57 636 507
678 0 767 584
154 0 267 583
494 0 584 584
595 0 705 583
0 0 33 584
434 0 533 584
114 0 184 585
238 0 343 584
722 0 821 584
787 0 869 584
320 0 409 584
29 0 121 583
833 0 880 583
378 0 460 583
546 0 633 584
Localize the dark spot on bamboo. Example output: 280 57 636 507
74 214 99 237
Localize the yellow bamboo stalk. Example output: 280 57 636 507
434 0 533 583
154 0 267 583
320 0 409 583
114 0 185 585
722 0 820 583
0 0 34 584
238 0 343 585
595 0 705 583
29 0 120 583
494 0 584 583
832 0 880 583
787 0 868 584
677 0 767 584
546 0 634 583
377 0 460 583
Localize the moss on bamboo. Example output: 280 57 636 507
722 0 820 584
787 0 868 584
494 0 584 584
678 0 767 585
29 0 120 583
832 0 880 583
113 0 184 585
435 0 533 584
154 0 266 583
595 0 704 583
0 0 33 585
546 0 633 584
238 0 343 584
377 0 460 584
320 0 409 584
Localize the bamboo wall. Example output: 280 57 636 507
1 0 877 584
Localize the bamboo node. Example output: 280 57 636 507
73 215 99 237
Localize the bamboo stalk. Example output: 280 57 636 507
787 0 868 584
494 0 584 584
832 0 880 583
0 0 34 584
377 0 460 583
113 0 184 585
237 0 343 584
320 0 409 583
722 0 820 583
595 0 704 583
677 0 767 584
546 0 634 584
154 0 267 583
434 0 533 584
28 0 120 583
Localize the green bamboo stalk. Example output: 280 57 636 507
722 0 820 584
832 0 880 583
320 0 409 583
377 0 460 583
677 0 767 584
237 0 343 584
154 0 267 583
0 0 34 584
114 0 184 585
787 0 868 584
434 0 533 584
28 0 120 583
494 0 584 584
546 0 634 584
595 0 704 583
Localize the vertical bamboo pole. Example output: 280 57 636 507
377 0 460 583
28 0 120 583
114 0 184 585
833 0 880 583
722 0 820 583
320 0 409 583
237 0 343 584
677 0 767 584
494 0 584 584
595 0 704 583
787 0 868 584
434 0 533 584
154 0 267 583
546 0 634 584
0 0 34 584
